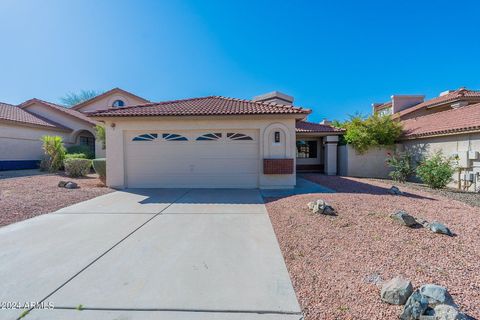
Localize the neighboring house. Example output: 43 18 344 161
89 91 343 189
0 88 149 170
371 87 480 191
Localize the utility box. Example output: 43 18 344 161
457 152 469 168
468 151 479 160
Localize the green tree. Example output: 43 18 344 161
60 90 102 107
342 113 403 153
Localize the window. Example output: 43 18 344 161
196 133 222 141
227 133 253 141
79 136 95 154
296 140 317 158
112 99 125 107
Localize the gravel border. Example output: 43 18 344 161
0 171 113 227
265 174 480 319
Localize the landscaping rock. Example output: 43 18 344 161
308 199 336 215
418 284 455 307
429 222 453 237
401 285 457 320
64 181 78 189
415 217 430 228
391 211 417 227
58 180 68 187
389 186 404 195
380 277 413 305
401 291 429 320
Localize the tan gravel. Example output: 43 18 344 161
265 174 480 320
0 171 113 227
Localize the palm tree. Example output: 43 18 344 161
60 90 102 107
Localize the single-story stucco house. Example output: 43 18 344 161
1 89 343 188
88 91 344 189
0 88 149 170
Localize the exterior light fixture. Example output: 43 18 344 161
274 131 280 143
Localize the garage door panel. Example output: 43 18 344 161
125 130 259 188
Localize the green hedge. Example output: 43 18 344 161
66 145 94 159
65 153 88 160
92 158 106 180
64 158 92 177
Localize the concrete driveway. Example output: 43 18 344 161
0 189 302 320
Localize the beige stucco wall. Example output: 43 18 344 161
76 94 147 113
402 133 480 191
100 116 298 189
0 122 73 160
23 103 95 141
338 144 397 178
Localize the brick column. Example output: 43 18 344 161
324 135 339 175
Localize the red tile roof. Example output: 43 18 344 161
401 102 480 138
394 88 480 119
0 102 71 130
296 121 344 133
88 96 310 117
19 98 96 125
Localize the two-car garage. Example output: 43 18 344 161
124 130 260 188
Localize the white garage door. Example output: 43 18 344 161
125 130 259 188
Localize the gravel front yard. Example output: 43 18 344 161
0 170 113 227
266 174 480 320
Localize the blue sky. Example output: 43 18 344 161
1 0 479 122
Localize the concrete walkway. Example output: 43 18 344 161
0 189 302 320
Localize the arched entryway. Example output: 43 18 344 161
74 130 96 157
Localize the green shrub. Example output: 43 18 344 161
92 158 106 181
340 113 403 153
40 136 66 172
416 152 456 189
64 158 92 177
66 145 94 159
386 152 416 183
65 153 88 160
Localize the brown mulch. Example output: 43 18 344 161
0 171 114 227
265 174 480 320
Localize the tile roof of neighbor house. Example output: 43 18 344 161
71 87 150 110
88 96 311 117
295 121 345 133
394 87 480 119
401 102 480 139
19 98 96 125
0 102 71 130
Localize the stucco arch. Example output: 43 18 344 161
263 122 293 159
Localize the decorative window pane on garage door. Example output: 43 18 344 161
196 133 222 141
132 133 158 141
227 133 253 141
162 133 188 141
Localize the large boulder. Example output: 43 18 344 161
401 291 429 320
391 211 417 227
418 284 455 307
401 285 456 320
380 277 413 305
429 222 453 237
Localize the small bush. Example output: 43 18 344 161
65 153 88 160
416 152 456 189
92 158 106 181
386 152 416 183
40 136 66 172
64 158 92 177
95 125 106 149
66 145 94 159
